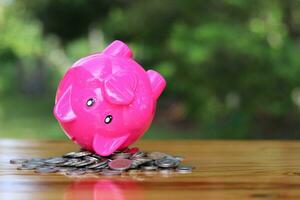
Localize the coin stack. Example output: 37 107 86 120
10 148 193 176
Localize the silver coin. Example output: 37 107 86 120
74 159 95 167
176 166 193 173
63 152 79 158
10 158 28 164
86 161 107 169
133 157 152 164
66 168 86 176
145 160 156 166
25 160 45 166
18 163 41 170
84 156 99 162
155 158 179 168
131 151 146 159
60 158 82 167
35 166 59 173
27 161 45 166
94 163 108 170
90 154 103 160
76 150 92 157
142 165 158 171
45 157 66 164
63 151 91 158
131 157 152 168
147 152 169 160
29 158 46 162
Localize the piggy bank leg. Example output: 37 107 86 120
93 134 129 156
147 70 166 100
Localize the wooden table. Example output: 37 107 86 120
1 140 300 200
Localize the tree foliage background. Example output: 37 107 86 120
1 0 300 139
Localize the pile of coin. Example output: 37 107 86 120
10 148 193 176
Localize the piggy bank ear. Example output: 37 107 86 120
103 71 137 105
53 86 76 123
102 40 133 58
147 70 166 100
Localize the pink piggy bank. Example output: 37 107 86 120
53 40 166 156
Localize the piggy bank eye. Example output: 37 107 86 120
104 115 113 124
86 98 95 107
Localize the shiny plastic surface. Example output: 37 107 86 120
53 40 166 156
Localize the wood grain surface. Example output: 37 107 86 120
1 140 300 200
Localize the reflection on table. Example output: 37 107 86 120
64 179 144 200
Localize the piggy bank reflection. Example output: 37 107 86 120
64 179 144 200
53 40 166 156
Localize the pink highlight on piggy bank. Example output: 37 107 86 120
53 40 166 156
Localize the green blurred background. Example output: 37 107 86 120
1 0 300 140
